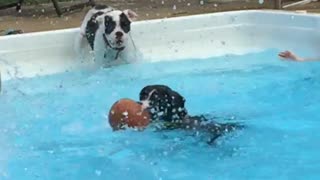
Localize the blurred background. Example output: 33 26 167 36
1 0 320 33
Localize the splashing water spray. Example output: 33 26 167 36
0 69 2 94
141 89 157 110
128 32 139 60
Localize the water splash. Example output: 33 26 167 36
173 5 176 10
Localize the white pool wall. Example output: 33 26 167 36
1 10 320 80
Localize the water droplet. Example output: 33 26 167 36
125 140 130 145
150 161 157 165
214 3 218 7
161 168 169 172
122 111 128 116
140 154 146 160
230 16 236 22
187 3 191 6
95 170 102 176
161 0 164 5
163 151 168 156
200 0 204 5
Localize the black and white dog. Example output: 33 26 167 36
75 5 138 66
139 85 242 144
139 85 188 123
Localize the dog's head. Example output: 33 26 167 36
97 9 137 49
139 85 188 122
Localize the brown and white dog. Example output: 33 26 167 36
75 5 138 66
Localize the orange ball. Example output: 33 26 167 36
108 98 150 131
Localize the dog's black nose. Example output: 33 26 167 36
115 31 123 38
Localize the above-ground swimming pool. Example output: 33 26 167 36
1 10 320 180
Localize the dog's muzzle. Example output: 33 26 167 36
103 34 125 60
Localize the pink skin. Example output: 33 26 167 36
278 51 320 62
278 51 303 61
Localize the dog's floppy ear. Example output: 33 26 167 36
123 9 138 21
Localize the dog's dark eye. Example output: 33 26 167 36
104 16 116 34
120 13 131 33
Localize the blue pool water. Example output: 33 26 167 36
1 49 320 179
